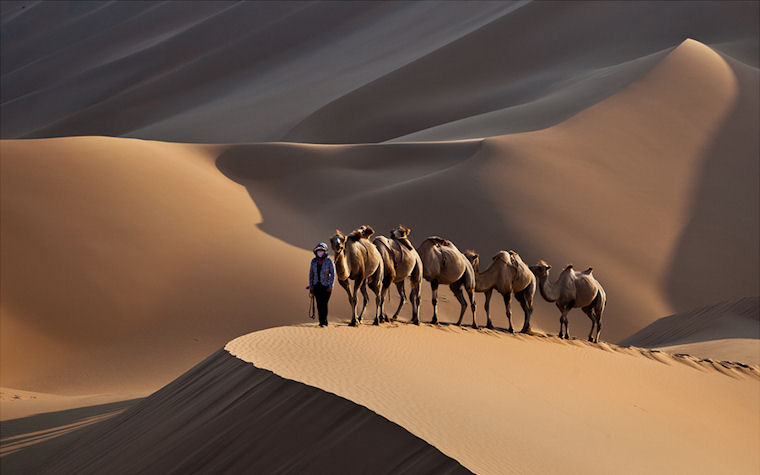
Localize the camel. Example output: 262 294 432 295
329 226 385 326
417 236 477 328
371 225 423 324
464 249 536 333
529 261 607 342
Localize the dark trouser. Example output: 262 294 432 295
313 284 331 326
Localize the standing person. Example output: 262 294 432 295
307 242 335 327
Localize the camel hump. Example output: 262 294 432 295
346 231 362 242
564 264 574 271
582 267 593 275
492 251 510 263
464 249 479 260
427 236 451 247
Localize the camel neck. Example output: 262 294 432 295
473 261 497 292
333 251 349 280
537 273 559 302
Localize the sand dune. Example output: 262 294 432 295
286 1 759 143
0 137 317 395
2 1 757 142
37 325 759 474
2 39 758 399
40 348 469 475
1 1 517 142
620 297 759 364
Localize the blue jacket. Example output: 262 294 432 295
308 257 336 290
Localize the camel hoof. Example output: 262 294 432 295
486 322 494 330
471 323 479 330
392 315 398 321
520 328 532 335
349 321 357 327
507 328 514 334
412 320 420 326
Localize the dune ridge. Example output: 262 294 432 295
39 348 471 475
620 297 760 364
223 325 759 475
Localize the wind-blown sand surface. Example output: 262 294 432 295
2 39 758 399
39 325 760 474
2 2 759 471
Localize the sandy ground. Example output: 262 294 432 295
224 324 759 475
2 40 757 399
1 3 758 472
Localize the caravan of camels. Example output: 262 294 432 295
329 224 607 343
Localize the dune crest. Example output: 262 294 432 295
226 325 759 475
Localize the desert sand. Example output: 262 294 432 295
5 39 757 398
1 1 758 473
34 325 760 474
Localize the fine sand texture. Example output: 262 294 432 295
2 39 758 399
203 325 758 475
40 348 470 475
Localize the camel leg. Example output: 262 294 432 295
484 289 494 330
556 304 567 338
348 279 361 327
392 281 406 321
450 283 469 327
559 309 570 339
371 279 383 326
410 281 421 325
594 313 603 343
594 303 604 343
517 283 535 334
582 305 596 342
430 279 440 325
357 281 369 323
467 287 477 329
502 292 514 333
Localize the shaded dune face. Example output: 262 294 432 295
41 349 471 475
1 1 757 142
620 297 760 348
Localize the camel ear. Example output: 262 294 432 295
363 225 374 238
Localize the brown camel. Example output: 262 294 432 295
529 261 607 342
330 226 384 326
371 225 423 324
417 236 477 327
464 250 536 333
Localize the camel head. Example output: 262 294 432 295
355 224 375 240
330 229 346 254
463 249 479 267
529 260 552 277
390 224 410 240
